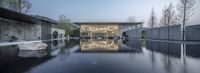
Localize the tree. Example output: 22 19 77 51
127 16 136 22
148 8 157 29
148 8 157 39
160 6 168 27
160 3 178 40
0 0 32 13
177 0 195 41
56 15 77 36
160 3 178 27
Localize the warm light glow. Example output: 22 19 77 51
80 24 120 37
80 39 119 51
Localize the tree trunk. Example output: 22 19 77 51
182 0 187 41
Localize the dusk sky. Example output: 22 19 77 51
29 0 200 27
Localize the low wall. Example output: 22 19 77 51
126 29 142 39
160 27 168 40
51 27 65 38
145 25 181 41
169 25 181 41
186 25 200 41
152 28 160 40
125 25 200 41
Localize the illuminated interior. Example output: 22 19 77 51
80 39 119 51
80 24 120 38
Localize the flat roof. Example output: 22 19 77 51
0 7 57 24
74 22 143 25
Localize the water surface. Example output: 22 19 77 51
0 39 200 73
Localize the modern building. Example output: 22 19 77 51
74 22 143 38
0 7 57 42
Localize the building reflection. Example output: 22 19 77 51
122 39 142 52
146 41 181 58
78 39 143 53
80 39 119 52
186 44 200 58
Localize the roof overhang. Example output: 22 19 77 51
0 7 37 24
0 7 57 24
74 22 144 26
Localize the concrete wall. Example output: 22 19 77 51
126 29 142 39
144 25 181 41
169 25 181 41
126 25 200 41
146 41 181 57
160 27 168 40
151 28 160 40
51 27 65 38
186 25 200 41
0 19 40 41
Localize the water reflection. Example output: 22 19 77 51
186 44 200 58
146 41 181 58
78 39 143 53
80 39 119 52
18 50 47 58
0 39 200 73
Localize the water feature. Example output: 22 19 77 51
0 39 200 73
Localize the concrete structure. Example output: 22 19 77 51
74 22 143 38
186 25 200 41
125 28 143 39
0 7 57 42
125 25 182 40
126 24 200 41
51 28 65 39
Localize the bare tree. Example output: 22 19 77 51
177 0 195 41
0 0 5 6
127 16 136 22
160 3 178 27
0 0 32 13
160 6 168 27
166 3 178 26
160 3 178 40
148 8 157 29
148 8 157 39
20 0 32 13
57 15 73 36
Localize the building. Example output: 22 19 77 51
0 7 57 42
74 22 143 38
51 27 65 39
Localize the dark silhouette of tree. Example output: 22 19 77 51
57 15 73 36
160 3 178 27
0 0 32 13
148 8 157 29
160 6 168 27
177 0 195 41
148 8 157 39
127 16 136 22
160 3 178 40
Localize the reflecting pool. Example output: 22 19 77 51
1 39 200 73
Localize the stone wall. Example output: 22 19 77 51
0 19 40 41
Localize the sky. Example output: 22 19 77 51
29 0 200 27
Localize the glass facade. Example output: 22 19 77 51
80 24 120 38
